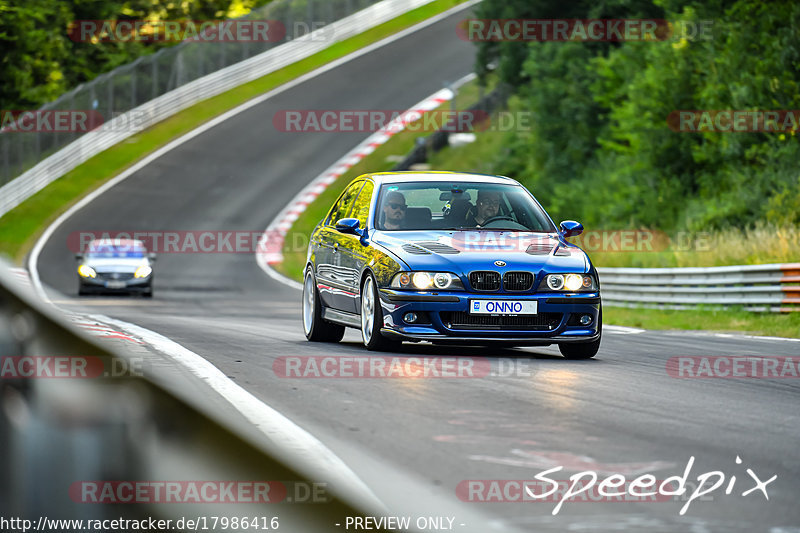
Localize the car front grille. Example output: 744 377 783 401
503 271 534 291
96 272 135 281
469 271 501 291
441 311 562 330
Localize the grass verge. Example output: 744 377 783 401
0 0 468 264
604 306 800 339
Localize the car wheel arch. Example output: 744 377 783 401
358 267 378 316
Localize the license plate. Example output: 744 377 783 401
470 299 537 315
106 280 126 289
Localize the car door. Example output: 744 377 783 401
315 180 364 310
336 180 374 314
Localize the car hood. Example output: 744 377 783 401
83 257 149 273
371 230 589 274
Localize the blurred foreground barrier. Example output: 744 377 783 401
598 263 800 313
0 0 437 218
0 261 389 529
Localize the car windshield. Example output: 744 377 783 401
86 243 145 259
375 181 557 232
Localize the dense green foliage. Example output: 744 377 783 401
473 0 800 231
0 0 268 110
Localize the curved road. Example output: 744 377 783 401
36 5 800 532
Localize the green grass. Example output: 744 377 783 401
0 0 467 264
605 306 800 339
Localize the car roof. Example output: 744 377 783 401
366 171 521 186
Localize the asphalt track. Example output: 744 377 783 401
34 5 800 532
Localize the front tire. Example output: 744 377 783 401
360 273 399 351
559 338 600 359
303 268 345 342
559 310 601 359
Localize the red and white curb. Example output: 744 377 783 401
256 75 477 289
67 314 145 344
8 267 32 289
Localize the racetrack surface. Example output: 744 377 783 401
35 6 800 532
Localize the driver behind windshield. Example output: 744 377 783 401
382 190 407 230
467 189 501 227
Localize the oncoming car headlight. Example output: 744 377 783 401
391 272 463 290
78 264 96 278
134 265 153 279
543 273 596 292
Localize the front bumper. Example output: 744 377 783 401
79 275 151 293
378 289 600 345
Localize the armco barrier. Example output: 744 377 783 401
0 0 437 219
598 263 800 313
0 261 390 528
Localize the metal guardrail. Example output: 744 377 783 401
598 263 800 312
0 0 437 219
0 262 389 528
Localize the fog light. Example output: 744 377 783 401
579 314 592 325
404 312 418 323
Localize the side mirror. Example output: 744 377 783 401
147 252 157 261
335 218 361 235
559 220 584 238
74 253 83 261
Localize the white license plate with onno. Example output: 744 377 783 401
106 280 126 289
470 300 538 315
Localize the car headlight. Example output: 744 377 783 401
134 265 152 279
391 272 463 290
543 273 596 292
78 265 96 278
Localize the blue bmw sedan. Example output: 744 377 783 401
302 171 601 358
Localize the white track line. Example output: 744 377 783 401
98 314 386 512
604 325 646 335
